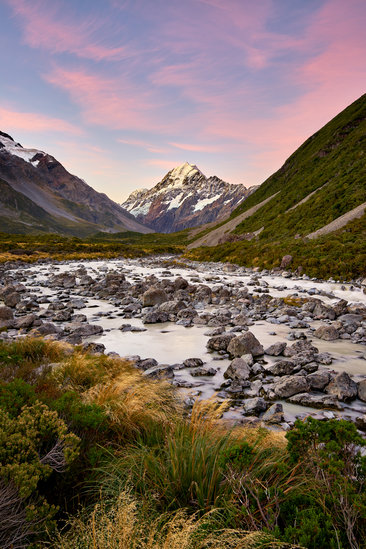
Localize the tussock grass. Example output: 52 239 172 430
50 352 179 438
54 490 302 549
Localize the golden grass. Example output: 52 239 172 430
54 490 302 549
50 352 180 436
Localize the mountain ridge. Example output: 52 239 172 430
0 133 151 236
122 162 256 233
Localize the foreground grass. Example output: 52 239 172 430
0 338 365 548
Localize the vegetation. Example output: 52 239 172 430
0 230 188 263
0 337 365 548
186 213 366 280
186 94 366 279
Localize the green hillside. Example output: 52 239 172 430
187 94 366 278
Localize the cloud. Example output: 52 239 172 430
45 67 153 131
0 107 81 134
6 0 128 61
118 138 168 154
169 142 221 153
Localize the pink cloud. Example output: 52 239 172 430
6 0 128 61
0 107 81 134
118 138 168 154
169 142 221 153
45 67 154 131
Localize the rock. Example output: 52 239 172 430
307 370 330 390
174 277 189 290
267 360 295 376
262 403 284 424
227 332 264 357
207 333 236 351
243 397 268 416
264 342 287 356
30 322 60 336
0 306 14 328
280 255 293 269
224 357 252 381
136 358 158 370
13 313 38 329
273 375 308 398
191 367 217 376
68 323 103 337
314 325 339 341
177 308 198 320
81 342 106 354
143 364 174 379
325 371 357 401
142 287 168 307
143 311 169 324
357 379 366 402
3 292 21 307
183 358 204 368
159 300 186 314
288 393 342 410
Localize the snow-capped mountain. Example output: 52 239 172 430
0 131 151 235
122 162 255 233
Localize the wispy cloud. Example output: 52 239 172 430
45 67 153 131
0 107 81 134
6 0 128 61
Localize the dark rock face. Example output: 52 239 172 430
121 162 256 233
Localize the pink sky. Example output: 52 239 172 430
0 0 365 201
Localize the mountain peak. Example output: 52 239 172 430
169 162 202 181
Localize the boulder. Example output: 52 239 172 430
273 375 308 398
325 371 357 401
307 370 330 390
261 403 284 424
224 357 252 381
267 360 295 376
357 379 366 402
207 333 236 351
314 325 339 341
243 397 268 416
159 300 186 314
0 306 13 321
280 255 293 269
264 342 287 356
13 313 39 329
177 308 198 320
289 393 342 410
142 286 168 307
183 358 204 368
227 332 264 357
191 367 217 376
68 323 103 337
143 311 169 324
137 358 158 370
3 292 21 308
143 364 174 379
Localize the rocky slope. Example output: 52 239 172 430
0 131 151 236
122 162 255 233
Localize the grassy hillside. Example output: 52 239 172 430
187 94 366 278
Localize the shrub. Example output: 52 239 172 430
0 401 79 548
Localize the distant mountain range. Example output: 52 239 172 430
0 131 151 236
122 162 255 233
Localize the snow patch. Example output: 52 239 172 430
0 135 44 165
129 201 152 216
192 194 221 212
167 193 185 211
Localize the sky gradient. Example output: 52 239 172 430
0 0 365 201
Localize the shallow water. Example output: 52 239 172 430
8 256 366 421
